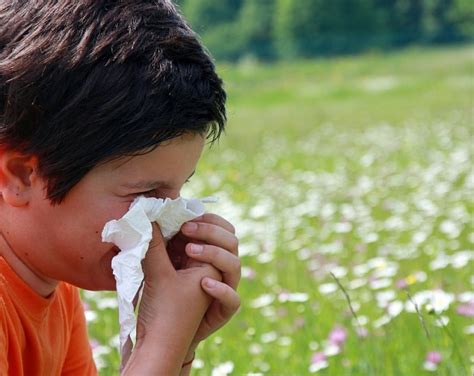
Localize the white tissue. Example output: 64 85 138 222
101 196 211 358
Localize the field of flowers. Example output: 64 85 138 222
83 46 473 375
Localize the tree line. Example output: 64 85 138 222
174 0 473 61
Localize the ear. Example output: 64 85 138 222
0 150 40 207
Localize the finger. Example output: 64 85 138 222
143 222 173 280
201 278 241 317
191 213 235 234
181 222 238 255
192 263 223 284
186 243 241 290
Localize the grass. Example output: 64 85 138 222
83 45 474 375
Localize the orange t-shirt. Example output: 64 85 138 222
0 257 97 375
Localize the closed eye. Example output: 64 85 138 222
128 176 193 198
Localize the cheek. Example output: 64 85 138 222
93 197 133 221
106 199 135 220
42 195 133 247
89 199 136 239
49 207 127 250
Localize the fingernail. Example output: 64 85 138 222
204 278 216 288
189 244 203 254
183 222 198 232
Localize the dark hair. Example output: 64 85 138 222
0 0 226 204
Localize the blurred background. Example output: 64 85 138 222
174 0 473 62
84 1 473 375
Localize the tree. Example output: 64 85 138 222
449 0 474 39
421 0 457 42
373 0 424 46
180 0 242 33
237 0 277 60
175 0 473 61
274 0 378 58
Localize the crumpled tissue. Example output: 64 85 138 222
101 196 213 359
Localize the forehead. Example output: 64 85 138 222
93 134 205 185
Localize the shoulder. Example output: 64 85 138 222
0 282 9 373
0 267 11 322
0 264 9 294
58 282 79 298
0 287 6 324
56 282 84 314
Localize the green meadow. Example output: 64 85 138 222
83 45 474 375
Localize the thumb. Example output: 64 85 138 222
142 222 173 283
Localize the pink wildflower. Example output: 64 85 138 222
293 317 306 329
311 352 327 364
328 325 347 346
309 352 329 373
426 352 442 364
356 327 369 338
396 278 408 289
456 301 474 317
244 267 256 280
89 339 99 350
423 351 442 371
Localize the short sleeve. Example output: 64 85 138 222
61 287 98 376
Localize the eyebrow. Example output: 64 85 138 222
123 170 195 190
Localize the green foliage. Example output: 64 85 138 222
274 0 378 57
273 0 314 58
175 0 473 61
449 0 474 38
201 22 245 61
180 0 242 33
237 0 276 60
375 0 424 45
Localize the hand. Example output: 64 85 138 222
180 213 241 348
122 223 222 375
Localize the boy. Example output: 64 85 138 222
0 1 241 375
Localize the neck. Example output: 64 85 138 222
0 232 58 297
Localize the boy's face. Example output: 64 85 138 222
4 133 205 292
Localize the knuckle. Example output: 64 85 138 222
201 263 215 273
221 284 231 299
149 237 163 249
202 264 221 280
230 235 239 251
149 224 164 248
204 244 216 258
231 293 241 311
197 222 211 235
209 223 220 238
233 257 242 275
222 285 240 309
205 212 218 222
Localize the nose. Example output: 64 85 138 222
165 190 180 200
